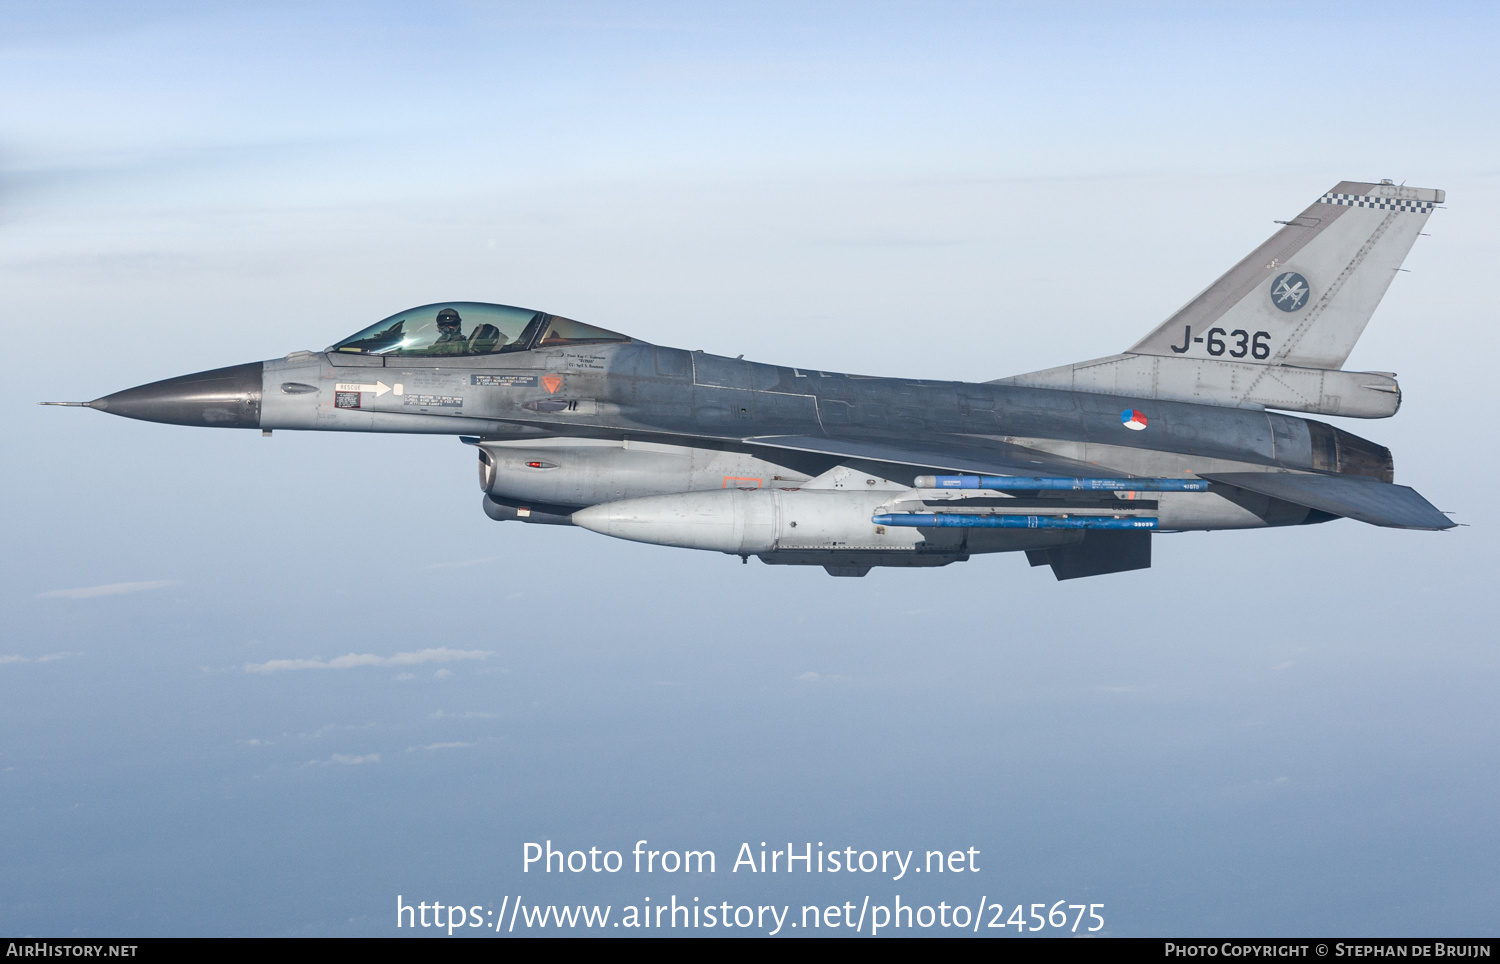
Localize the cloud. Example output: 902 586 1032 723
1271 660 1297 671
407 742 476 752
245 647 492 674
298 722 375 740
0 652 75 666
38 580 175 599
329 754 379 765
795 671 852 683
429 710 499 719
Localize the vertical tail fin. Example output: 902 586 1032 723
997 179 1442 418
1130 179 1441 369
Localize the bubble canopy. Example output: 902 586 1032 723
329 303 630 357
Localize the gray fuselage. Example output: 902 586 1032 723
245 340 1387 534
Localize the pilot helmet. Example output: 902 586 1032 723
436 307 463 331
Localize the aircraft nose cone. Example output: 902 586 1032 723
90 362 264 429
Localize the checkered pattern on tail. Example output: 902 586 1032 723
1319 192 1434 213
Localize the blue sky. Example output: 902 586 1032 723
2 1 1497 936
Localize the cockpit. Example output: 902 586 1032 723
329 302 631 357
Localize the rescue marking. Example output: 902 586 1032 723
335 381 392 397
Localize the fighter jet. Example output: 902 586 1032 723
47 179 1453 578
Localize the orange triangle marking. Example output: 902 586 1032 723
542 375 563 394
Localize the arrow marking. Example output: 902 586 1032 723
335 381 392 397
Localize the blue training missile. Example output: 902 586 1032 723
912 475 1208 492
873 513 1159 530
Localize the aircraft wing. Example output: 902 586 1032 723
742 434 1114 479
1201 472 1454 530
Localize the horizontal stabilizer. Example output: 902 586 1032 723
1201 472 1453 530
743 434 1109 480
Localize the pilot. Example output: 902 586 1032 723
427 307 468 355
